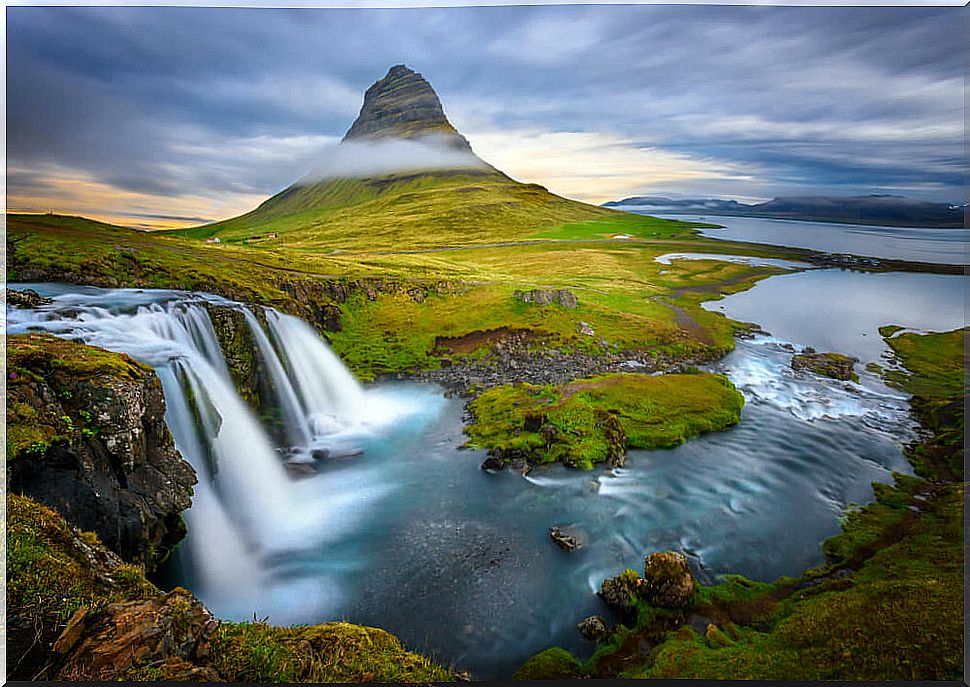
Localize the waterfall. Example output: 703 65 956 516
5 286 396 614
263 309 368 435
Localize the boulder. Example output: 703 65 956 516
598 569 643 616
549 526 583 552
7 287 53 308
641 551 697 608
55 588 220 681
577 615 608 641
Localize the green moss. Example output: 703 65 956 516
878 324 904 338
882 327 966 399
466 372 744 468
209 620 454 683
6 494 157 628
511 647 583 680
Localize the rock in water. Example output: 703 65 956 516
549 526 583 552
791 350 859 382
577 615 607 641
7 287 53 308
598 569 642 616
641 551 697 608
343 64 474 152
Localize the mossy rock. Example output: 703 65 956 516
791 351 859 382
6 494 157 679
512 647 583 680
209 620 455 683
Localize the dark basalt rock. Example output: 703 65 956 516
7 287 53 308
577 615 608 641
343 64 473 152
7 334 197 572
549 526 583 552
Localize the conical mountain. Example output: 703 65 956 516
342 64 473 152
188 65 613 249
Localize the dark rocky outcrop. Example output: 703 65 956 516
203 303 261 405
549 526 583 552
512 288 578 309
343 64 474 152
577 615 608 641
791 349 859 382
7 333 196 572
7 287 53 308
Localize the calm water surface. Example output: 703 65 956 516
650 213 968 265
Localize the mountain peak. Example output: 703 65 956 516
342 64 472 151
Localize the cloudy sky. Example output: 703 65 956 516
6 4 964 228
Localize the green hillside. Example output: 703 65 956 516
167 168 619 251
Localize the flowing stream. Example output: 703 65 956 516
6 270 963 679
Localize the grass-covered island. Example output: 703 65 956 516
466 372 744 469
512 327 966 681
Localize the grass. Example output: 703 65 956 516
466 372 744 469
166 169 615 250
6 333 151 461
209 621 454 683
882 327 967 399
8 213 790 381
530 213 716 241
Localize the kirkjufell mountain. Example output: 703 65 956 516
188 64 612 248
342 64 474 153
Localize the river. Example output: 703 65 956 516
6 252 965 679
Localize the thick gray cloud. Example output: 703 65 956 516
6 4 964 225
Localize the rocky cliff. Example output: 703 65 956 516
6 333 197 571
7 493 456 682
343 64 473 152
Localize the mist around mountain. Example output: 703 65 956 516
605 194 965 228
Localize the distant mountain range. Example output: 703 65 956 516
604 195 966 228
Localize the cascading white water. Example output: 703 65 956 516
263 309 369 435
5 286 408 612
